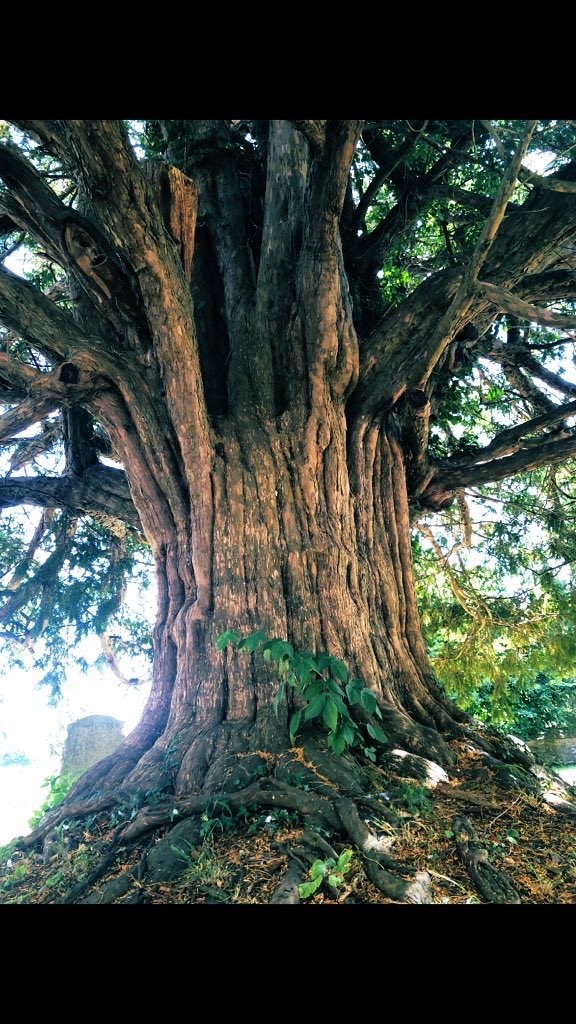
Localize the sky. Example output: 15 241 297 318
0 658 150 843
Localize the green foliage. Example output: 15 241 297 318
298 849 354 900
0 860 31 892
217 629 386 759
0 508 153 697
459 673 576 740
28 772 76 828
415 447 576 715
388 781 432 817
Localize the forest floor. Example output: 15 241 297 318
1 742 575 904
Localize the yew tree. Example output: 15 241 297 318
2 119 576 903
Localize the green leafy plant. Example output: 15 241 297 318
0 860 31 891
28 772 76 828
217 629 387 759
298 849 354 900
170 836 232 890
389 781 433 817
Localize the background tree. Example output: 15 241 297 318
2 118 576 903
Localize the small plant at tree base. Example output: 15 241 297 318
28 772 77 829
299 849 354 900
217 629 387 759
390 781 433 817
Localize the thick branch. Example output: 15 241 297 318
357 125 477 267
0 398 60 444
478 280 576 334
9 419 62 473
352 122 576 418
289 120 326 151
0 264 97 360
500 361 559 417
422 434 576 509
490 342 576 401
352 121 428 232
0 465 140 527
445 398 576 466
0 143 141 328
305 120 365 250
255 120 308 413
54 123 214 603
0 351 98 444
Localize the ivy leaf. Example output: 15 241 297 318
216 629 240 651
262 638 294 662
313 652 332 672
328 657 348 682
237 628 268 653
346 679 363 705
341 722 357 746
289 709 302 742
366 723 387 744
323 699 339 732
360 689 378 714
329 731 347 755
304 693 326 720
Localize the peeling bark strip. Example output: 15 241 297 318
2 119 576 902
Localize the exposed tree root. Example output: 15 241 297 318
452 814 521 904
7 720 576 906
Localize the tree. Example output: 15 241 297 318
2 118 576 904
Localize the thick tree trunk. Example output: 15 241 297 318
66 392 471 812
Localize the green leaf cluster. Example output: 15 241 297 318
298 849 354 900
216 630 387 759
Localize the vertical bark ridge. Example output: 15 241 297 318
256 120 308 416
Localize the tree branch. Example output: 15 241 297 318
0 142 141 329
0 264 95 360
357 125 477 266
255 120 308 413
0 399 60 445
289 120 326 152
51 122 214 574
477 279 576 334
421 434 576 510
352 121 428 232
481 120 576 194
0 465 140 527
490 342 576 400
444 398 576 466
416 120 537 389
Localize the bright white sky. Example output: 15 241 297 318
0 659 150 843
